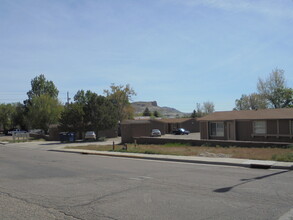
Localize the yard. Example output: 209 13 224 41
0 135 45 143
66 142 293 162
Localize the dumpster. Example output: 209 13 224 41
59 132 76 143
67 132 76 142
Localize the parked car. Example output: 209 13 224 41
29 129 45 134
172 128 190 135
7 129 27 135
151 129 161 137
85 131 96 141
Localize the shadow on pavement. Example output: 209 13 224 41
214 170 290 193
40 141 98 146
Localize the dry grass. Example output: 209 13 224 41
0 135 45 142
66 143 293 161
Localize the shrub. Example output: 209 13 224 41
272 153 293 162
201 142 212 147
98 136 106 142
164 143 191 147
144 150 157 154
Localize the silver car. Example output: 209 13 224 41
85 131 96 140
151 129 161 137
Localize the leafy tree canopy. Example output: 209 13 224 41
104 84 136 122
27 94 63 132
0 103 15 130
153 110 160 118
84 93 118 133
194 102 215 117
61 90 119 136
59 103 85 133
257 68 293 108
234 93 268 110
234 68 293 110
27 74 59 100
143 107 151 116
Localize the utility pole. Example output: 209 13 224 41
67 91 71 105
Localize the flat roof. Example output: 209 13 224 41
157 118 195 123
198 108 293 121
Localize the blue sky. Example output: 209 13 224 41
0 0 292 113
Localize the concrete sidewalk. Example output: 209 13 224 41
51 147 293 170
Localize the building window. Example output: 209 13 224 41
210 122 224 137
253 121 266 134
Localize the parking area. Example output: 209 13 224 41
161 132 201 140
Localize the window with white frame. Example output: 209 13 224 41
253 121 266 134
210 122 224 137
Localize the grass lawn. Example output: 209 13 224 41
65 143 293 162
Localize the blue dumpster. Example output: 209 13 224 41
59 132 76 143
68 132 76 142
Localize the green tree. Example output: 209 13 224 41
143 107 151 116
83 93 118 135
0 103 27 131
0 103 15 130
194 102 215 117
257 68 293 108
25 74 61 132
104 84 136 122
153 110 160 118
73 90 94 105
234 93 268 110
27 95 63 132
195 103 203 117
59 103 85 135
191 110 197 118
11 102 27 129
62 90 119 136
27 74 59 100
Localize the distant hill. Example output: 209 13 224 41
131 101 189 118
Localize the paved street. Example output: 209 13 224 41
1 142 293 220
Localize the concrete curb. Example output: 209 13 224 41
50 148 293 170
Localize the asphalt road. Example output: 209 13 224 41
1 142 293 220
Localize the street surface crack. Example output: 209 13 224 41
0 190 84 220
72 185 141 208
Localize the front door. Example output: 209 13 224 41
227 122 235 140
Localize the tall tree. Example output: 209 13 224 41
195 103 203 117
73 90 95 105
234 93 267 110
27 94 63 132
11 102 27 130
195 102 215 117
143 107 151 116
25 74 61 131
27 74 59 100
257 68 293 108
83 93 118 135
153 110 160 118
191 110 197 118
61 90 119 136
0 103 15 131
202 101 215 114
59 103 85 135
104 84 136 122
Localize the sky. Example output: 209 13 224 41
0 0 293 113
